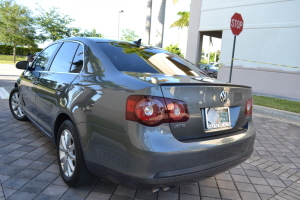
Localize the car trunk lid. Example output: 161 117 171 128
159 82 252 141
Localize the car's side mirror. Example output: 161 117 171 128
16 61 29 70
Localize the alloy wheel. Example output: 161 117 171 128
59 129 76 177
10 92 25 118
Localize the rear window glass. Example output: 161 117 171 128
98 42 204 76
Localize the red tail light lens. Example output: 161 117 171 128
126 95 189 126
126 96 168 126
245 97 253 116
134 97 167 125
165 99 189 123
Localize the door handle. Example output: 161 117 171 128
55 85 64 92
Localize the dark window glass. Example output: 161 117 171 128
31 43 61 71
98 42 204 76
50 42 79 73
70 45 83 73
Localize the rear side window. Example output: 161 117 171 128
70 45 83 73
98 42 203 76
50 42 79 73
32 43 61 71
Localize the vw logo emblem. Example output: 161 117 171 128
220 91 228 103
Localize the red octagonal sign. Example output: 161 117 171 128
230 13 244 36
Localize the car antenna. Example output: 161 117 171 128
133 39 142 47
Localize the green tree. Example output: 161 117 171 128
76 28 103 38
35 6 77 42
121 29 139 41
170 11 190 29
209 50 220 62
0 0 36 62
112 43 155 59
164 44 184 57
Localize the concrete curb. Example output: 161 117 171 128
254 105 300 125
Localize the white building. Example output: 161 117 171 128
186 0 300 100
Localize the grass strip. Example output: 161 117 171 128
253 95 300 114
0 54 26 64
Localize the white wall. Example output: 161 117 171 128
194 0 300 100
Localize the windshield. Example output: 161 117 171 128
98 42 207 77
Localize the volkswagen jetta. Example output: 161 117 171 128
9 37 255 190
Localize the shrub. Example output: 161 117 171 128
0 45 42 56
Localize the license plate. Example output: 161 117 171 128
205 107 231 129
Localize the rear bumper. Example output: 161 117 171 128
81 120 256 187
86 147 252 188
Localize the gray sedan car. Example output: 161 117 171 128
9 37 255 191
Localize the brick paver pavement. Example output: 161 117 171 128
0 99 299 200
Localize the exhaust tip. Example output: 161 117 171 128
151 188 160 193
161 186 170 192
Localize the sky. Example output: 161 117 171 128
16 0 147 40
15 0 220 53
16 0 186 44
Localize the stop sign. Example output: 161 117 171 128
230 13 244 35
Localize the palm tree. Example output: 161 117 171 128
145 0 189 46
170 11 190 29
145 0 166 47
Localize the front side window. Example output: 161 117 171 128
31 43 61 71
98 42 205 77
50 42 79 73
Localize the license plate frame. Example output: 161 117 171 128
205 107 231 130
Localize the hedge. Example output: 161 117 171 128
0 45 43 56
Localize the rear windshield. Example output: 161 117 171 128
98 42 206 77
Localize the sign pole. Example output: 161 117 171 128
229 35 236 83
229 12 243 83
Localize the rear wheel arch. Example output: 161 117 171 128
54 113 73 145
54 113 86 158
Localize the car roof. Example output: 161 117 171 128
61 37 148 45
57 37 160 50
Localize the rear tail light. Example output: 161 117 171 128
126 95 189 126
165 98 189 123
245 97 253 116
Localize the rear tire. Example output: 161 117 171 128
9 87 28 121
57 120 95 187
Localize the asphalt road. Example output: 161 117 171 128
0 64 23 95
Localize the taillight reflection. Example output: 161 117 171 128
126 95 189 126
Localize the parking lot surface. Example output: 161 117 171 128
0 98 299 200
0 65 300 199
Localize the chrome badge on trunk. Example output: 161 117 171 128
220 90 228 103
